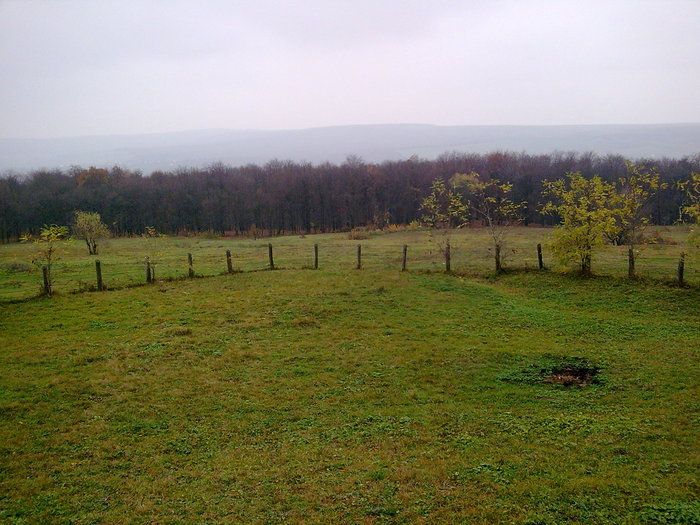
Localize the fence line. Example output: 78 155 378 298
76 244 700 295
1 240 696 301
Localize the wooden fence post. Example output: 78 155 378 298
628 247 635 279
537 243 544 270
145 256 152 283
42 265 50 296
445 240 451 273
356 244 362 270
678 252 685 286
268 243 275 270
95 260 103 291
226 249 233 274
402 244 407 272
314 243 319 270
188 253 194 278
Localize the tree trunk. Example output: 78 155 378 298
445 240 451 273
581 254 592 276
42 265 51 296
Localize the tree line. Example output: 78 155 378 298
1 151 698 242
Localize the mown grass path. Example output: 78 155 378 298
1 270 698 523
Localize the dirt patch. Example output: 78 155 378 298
544 371 597 386
542 360 601 386
169 327 193 336
500 356 602 387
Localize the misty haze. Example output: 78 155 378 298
1 1 699 524
2 123 700 173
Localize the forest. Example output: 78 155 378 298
1 151 698 242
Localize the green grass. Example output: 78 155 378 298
1 263 698 523
0 225 696 301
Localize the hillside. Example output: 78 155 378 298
2 123 699 173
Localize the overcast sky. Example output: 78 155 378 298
1 0 699 138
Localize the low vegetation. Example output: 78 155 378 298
1 265 697 523
0 179 697 522
0 226 696 301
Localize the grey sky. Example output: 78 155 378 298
1 0 699 138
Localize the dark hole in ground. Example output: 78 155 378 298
543 364 601 386
499 356 602 387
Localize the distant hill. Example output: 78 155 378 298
1 123 699 173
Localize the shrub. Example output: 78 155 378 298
348 228 369 240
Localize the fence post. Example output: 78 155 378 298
226 249 233 274
445 240 451 273
356 244 362 270
268 243 275 270
402 244 408 272
537 243 544 270
188 253 194 278
95 260 103 291
42 265 50 296
678 252 685 286
628 247 635 279
314 243 319 270
145 256 152 283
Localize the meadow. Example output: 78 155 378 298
0 227 698 523
0 225 696 301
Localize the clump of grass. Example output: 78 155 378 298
347 227 369 240
73 280 97 293
636 500 700 524
643 231 678 245
0 262 33 273
290 316 318 327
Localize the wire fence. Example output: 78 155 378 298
0 231 696 302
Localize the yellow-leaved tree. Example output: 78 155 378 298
608 162 666 277
21 224 69 295
419 177 467 228
419 178 468 272
142 226 165 281
679 172 700 253
608 162 666 247
541 172 618 276
73 211 110 255
450 172 525 273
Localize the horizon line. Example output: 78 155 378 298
3 121 700 141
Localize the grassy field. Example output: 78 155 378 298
1 228 699 523
1 231 699 523
0 225 696 301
